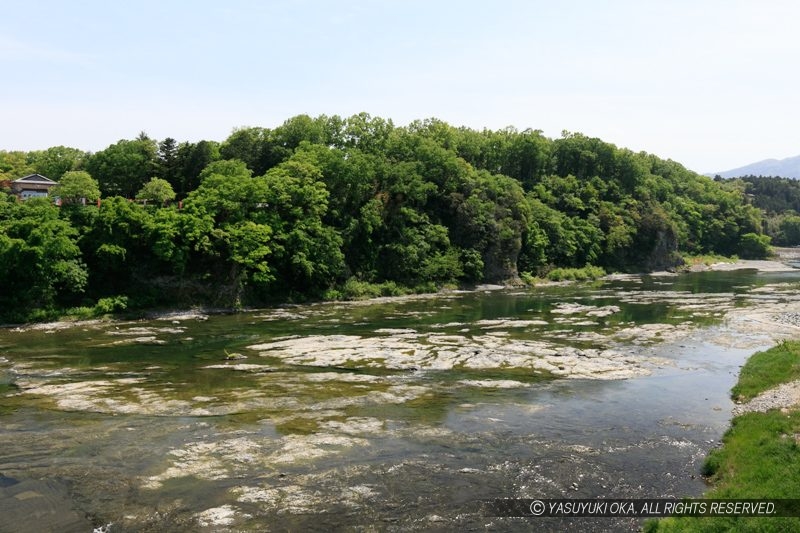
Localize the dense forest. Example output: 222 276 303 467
0 114 770 322
715 175 800 246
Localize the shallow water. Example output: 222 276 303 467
1 270 799 532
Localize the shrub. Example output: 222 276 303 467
341 278 382 300
322 288 343 301
378 281 406 297
93 295 129 315
737 232 771 259
412 281 438 294
546 265 605 282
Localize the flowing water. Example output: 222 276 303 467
1 270 800 532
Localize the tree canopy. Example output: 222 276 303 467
718 175 800 245
0 113 773 321
53 171 101 204
136 177 176 205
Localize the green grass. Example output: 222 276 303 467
681 253 739 268
0 295 131 325
546 265 606 281
322 278 417 301
647 341 800 532
647 411 800 532
731 340 800 402
519 266 606 285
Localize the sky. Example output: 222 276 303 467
1 0 799 174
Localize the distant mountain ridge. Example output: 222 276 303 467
709 155 800 179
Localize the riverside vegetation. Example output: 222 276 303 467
0 114 774 323
718 175 800 247
648 341 800 532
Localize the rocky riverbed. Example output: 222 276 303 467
2 266 800 531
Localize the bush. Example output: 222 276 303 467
412 281 438 294
546 265 605 282
65 306 95 319
737 232 771 259
93 295 129 315
327 279 412 301
378 281 406 297
340 278 383 300
322 288 343 301
459 249 484 282
700 451 721 477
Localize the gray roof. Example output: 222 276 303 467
14 174 57 185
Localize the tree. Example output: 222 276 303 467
220 127 288 176
157 138 179 187
451 170 530 281
738 232 771 259
0 151 33 181
78 196 155 298
183 159 275 304
259 155 344 293
174 140 220 196
272 114 331 150
86 137 158 197
136 177 176 205
778 215 800 245
0 197 87 317
53 171 101 204
27 146 87 181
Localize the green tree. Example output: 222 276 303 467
78 196 155 298
0 197 87 318
53 171 101 204
136 177 176 205
778 215 800 245
86 137 158 197
738 232 771 259
259 155 344 293
184 159 274 303
272 114 332 150
174 140 221 196
27 146 87 181
220 127 288 176
157 138 179 187
451 170 531 281
0 151 34 181
340 112 394 153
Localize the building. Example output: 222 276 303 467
9 174 58 199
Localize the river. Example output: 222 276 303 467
1 269 799 532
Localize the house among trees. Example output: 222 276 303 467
9 174 58 199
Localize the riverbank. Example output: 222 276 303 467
4 247 797 331
647 341 800 532
686 246 800 273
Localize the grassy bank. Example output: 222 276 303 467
678 254 739 270
732 340 800 402
646 341 800 532
520 265 606 285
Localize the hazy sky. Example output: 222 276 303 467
1 0 798 173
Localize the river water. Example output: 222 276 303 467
1 270 799 532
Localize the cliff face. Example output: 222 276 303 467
642 229 682 272
482 234 521 283
628 209 683 273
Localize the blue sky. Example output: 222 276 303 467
1 0 798 173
